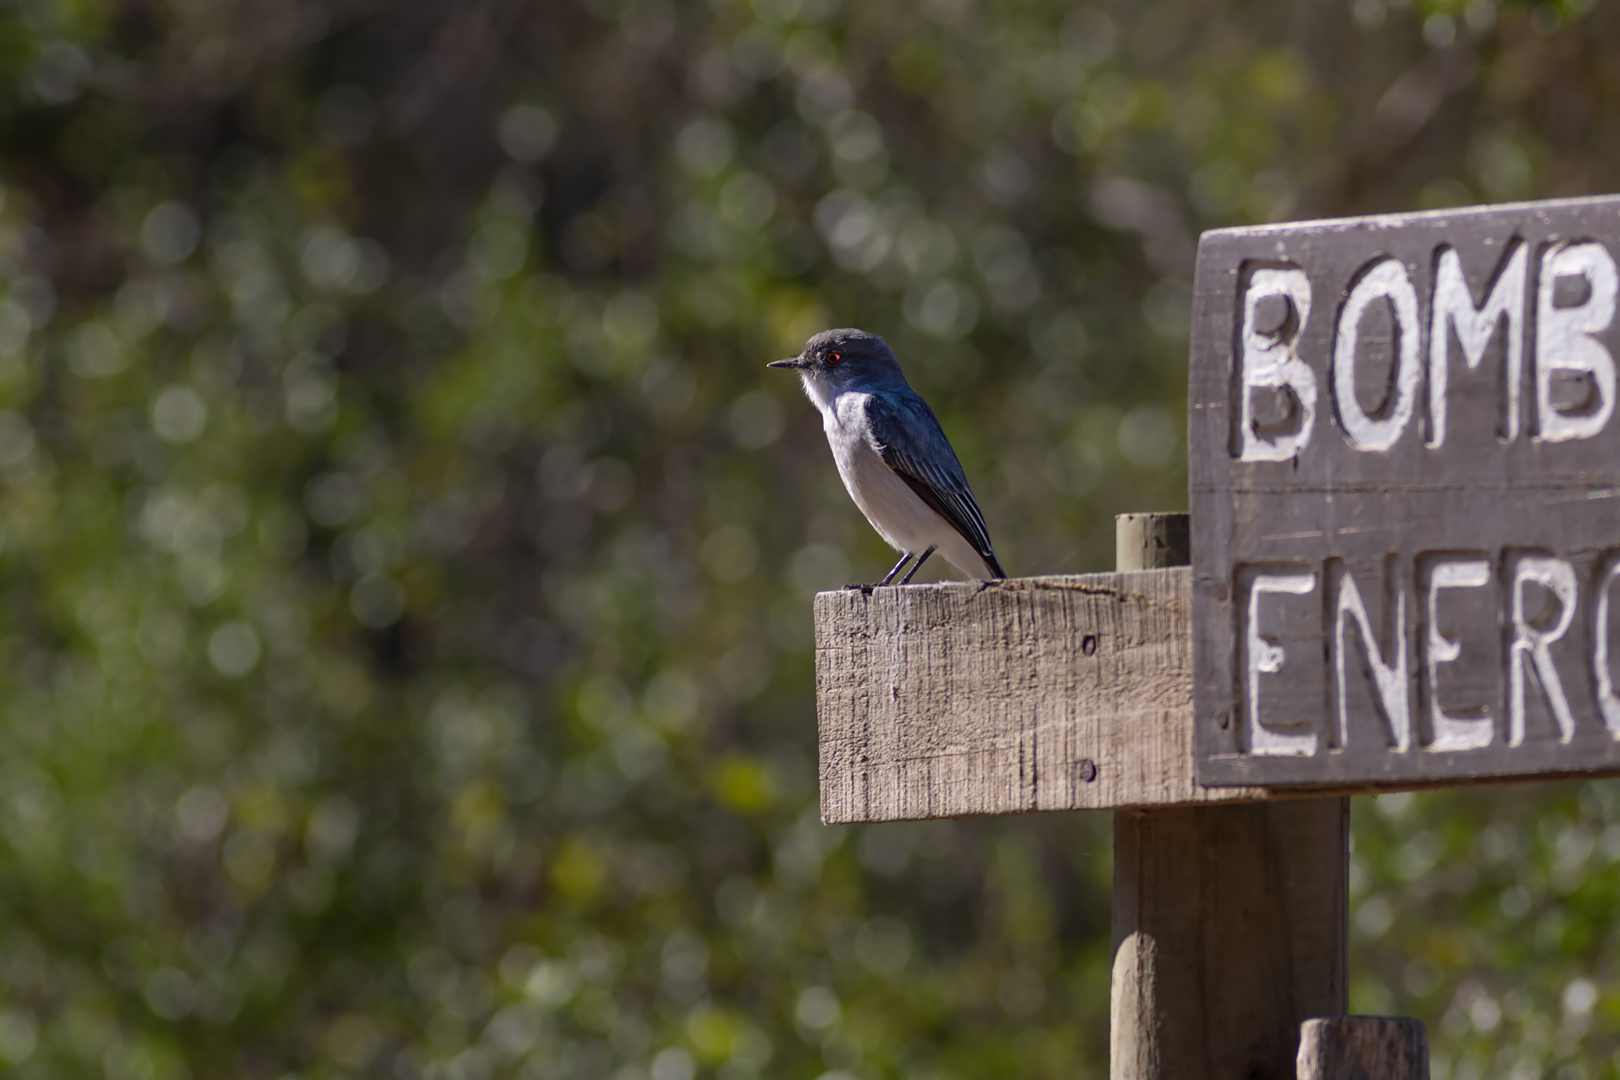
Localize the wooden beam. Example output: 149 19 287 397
813 538 1596 823
1297 1017 1429 1080
814 568 1267 823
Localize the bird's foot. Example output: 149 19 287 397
843 582 880 595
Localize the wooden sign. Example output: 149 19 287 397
1191 196 1620 786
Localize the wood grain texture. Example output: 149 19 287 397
1111 799 1350 1080
815 569 1268 823
1297 1017 1429 1080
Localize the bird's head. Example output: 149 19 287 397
767 328 907 399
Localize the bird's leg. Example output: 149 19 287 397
899 546 936 585
845 551 915 593
879 551 916 586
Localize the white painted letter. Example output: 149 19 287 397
1332 566 1410 751
1595 554 1620 737
1237 268 1316 462
1244 571 1318 756
1427 242 1528 446
1508 554 1579 746
1334 257 1422 452
1535 241 1618 442
1424 558 1493 751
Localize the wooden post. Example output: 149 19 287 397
1114 513 1189 578
1111 513 1348 1080
1297 1017 1428 1080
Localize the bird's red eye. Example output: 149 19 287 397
826 352 842 365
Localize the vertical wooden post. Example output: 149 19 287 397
1111 513 1348 1080
1297 1017 1428 1080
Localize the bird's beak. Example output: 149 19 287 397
767 356 805 370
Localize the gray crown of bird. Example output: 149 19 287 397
769 328 1005 589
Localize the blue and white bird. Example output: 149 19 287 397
769 328 1005 587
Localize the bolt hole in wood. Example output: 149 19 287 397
1193 196 1620 786
1082 633 1098 655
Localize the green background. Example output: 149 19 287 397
0 0 1615 1077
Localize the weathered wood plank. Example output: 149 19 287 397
1189 196 1620 787
814 568 1268 823
1297 1016 1429 1080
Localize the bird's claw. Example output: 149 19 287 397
843 582 879 595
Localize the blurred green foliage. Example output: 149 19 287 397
0 0 1616 1078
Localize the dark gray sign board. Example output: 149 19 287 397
1191 195 1620 786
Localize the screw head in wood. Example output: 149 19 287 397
1081 634 1098 655
1078 759 1097 782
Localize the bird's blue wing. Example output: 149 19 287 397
863 391 1004 576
